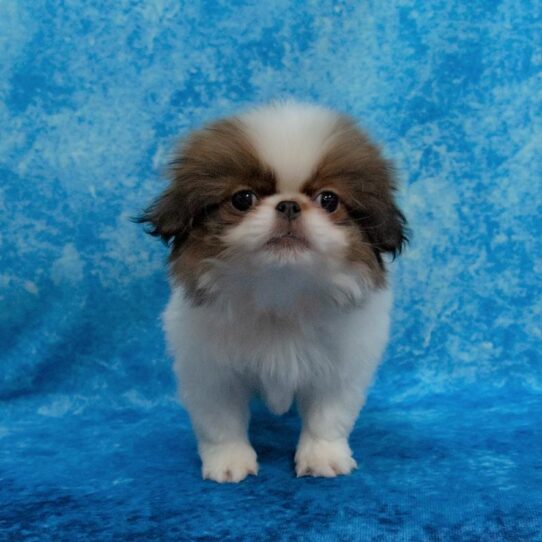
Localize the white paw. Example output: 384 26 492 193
295 435 357 478
200 441 258 483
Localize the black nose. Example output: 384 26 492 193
275 200 301 220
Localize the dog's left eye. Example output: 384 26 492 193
231 190 257 211
315 191 340 213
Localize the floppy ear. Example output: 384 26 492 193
136 187 190 246
348 157 409 260
355 194 408 259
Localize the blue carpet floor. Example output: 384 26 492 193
1 1 541 540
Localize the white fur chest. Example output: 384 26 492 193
178 296 339 412
164 285 392 415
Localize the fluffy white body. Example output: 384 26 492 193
164 273 392 482
144 102 404 482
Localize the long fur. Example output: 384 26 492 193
140 101 407 482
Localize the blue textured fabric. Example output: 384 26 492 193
1 2 541 540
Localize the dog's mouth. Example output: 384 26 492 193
265 231 310 251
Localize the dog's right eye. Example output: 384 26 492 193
231 190 257 211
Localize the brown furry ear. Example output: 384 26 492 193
348 156 409 260
135 187 190 245
352 191 409 259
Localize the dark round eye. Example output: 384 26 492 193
231 190 257 211
316 191 339 213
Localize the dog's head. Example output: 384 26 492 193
139 103 407 307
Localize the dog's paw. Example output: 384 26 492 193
295 435 357 478
200 441 258 483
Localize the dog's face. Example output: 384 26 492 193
140 103 407 306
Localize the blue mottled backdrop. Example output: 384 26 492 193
1 1 541 540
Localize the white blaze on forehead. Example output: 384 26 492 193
240 101 340 193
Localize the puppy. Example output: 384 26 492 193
139 102 407 482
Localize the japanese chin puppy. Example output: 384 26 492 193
139 102 407 483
